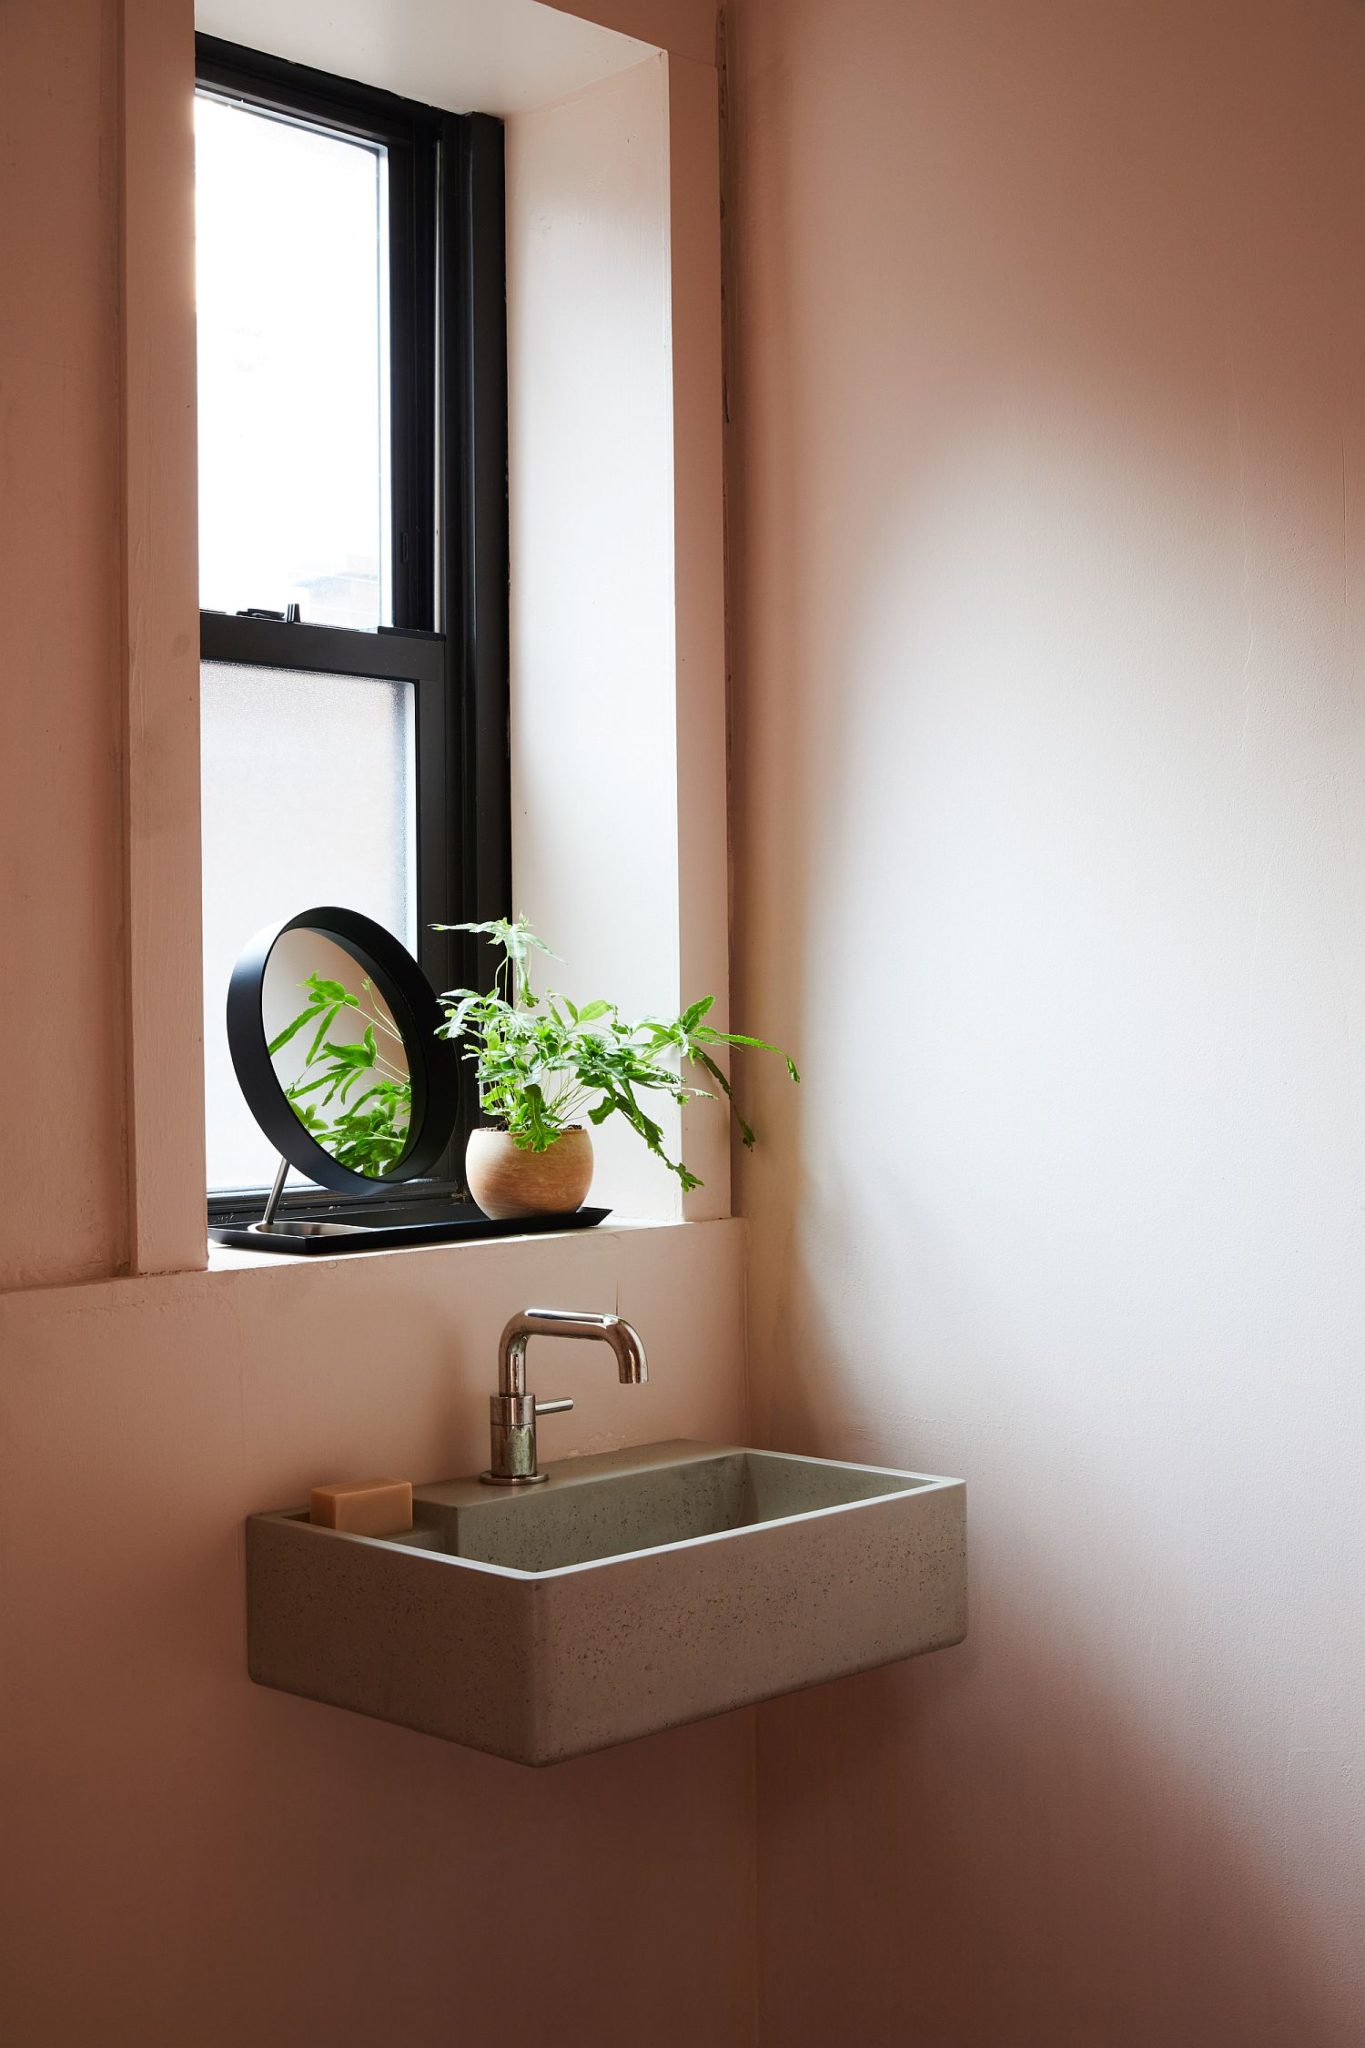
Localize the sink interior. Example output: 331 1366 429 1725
368 1450 933 1574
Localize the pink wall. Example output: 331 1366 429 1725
727 0 1365 2042
0 4 754 2042
0 1222 755 2046
9 0 1361 2036
0 0 129 1287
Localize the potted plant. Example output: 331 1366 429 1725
434 917 798 1218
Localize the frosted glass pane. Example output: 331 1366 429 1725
195 94 390 629
201 661 416 1192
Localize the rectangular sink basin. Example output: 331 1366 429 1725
247 1439 966 1766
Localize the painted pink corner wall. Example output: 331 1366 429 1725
0 0 129 1288
726 0 1365 2042
0 3 755 2042
0 1222 756 2047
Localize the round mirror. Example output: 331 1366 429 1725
226 906 458 1194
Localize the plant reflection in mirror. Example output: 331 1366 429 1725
433 916 798 1191
267 971 412 1175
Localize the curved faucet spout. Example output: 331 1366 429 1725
484 1308 649 1485
498 1307 648 1396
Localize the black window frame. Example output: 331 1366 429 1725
196 37 510 1216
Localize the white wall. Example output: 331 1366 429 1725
507 56 730 1221
195 0 654 115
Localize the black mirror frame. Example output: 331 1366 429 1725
226 905 459 1196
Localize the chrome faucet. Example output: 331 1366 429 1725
481 1307 649 1485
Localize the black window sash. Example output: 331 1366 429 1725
195 35 438 628
199 613 451 985
196 40 511 1209
200 615 462 1198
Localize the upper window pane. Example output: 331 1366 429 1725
194 94 390 630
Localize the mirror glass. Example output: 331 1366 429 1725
262 929 412 1178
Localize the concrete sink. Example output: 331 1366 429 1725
247 1439 966 1765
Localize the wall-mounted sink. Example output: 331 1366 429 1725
247 1439 966 1766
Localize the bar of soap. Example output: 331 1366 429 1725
309 1478 413 1537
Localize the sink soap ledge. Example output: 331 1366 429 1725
309 1478 413 1537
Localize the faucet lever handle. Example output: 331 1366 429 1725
534 1397 574 1416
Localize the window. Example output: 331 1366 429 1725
195 94 392 629
195 38 509 1204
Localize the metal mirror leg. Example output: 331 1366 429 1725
259 1155 289 1232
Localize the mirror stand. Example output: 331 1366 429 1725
260 1155 288 1231
248 1154 370 1242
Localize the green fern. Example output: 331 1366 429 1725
432 916 798 1191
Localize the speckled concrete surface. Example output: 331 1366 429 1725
247 1439 967 1765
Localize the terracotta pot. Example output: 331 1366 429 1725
465 1125 594 1220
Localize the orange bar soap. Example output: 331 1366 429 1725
309 1478 413 1537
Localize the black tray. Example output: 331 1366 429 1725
209 1203 612 1256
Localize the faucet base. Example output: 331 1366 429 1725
483 1310 649 1484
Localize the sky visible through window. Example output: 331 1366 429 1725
194 93 390 630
